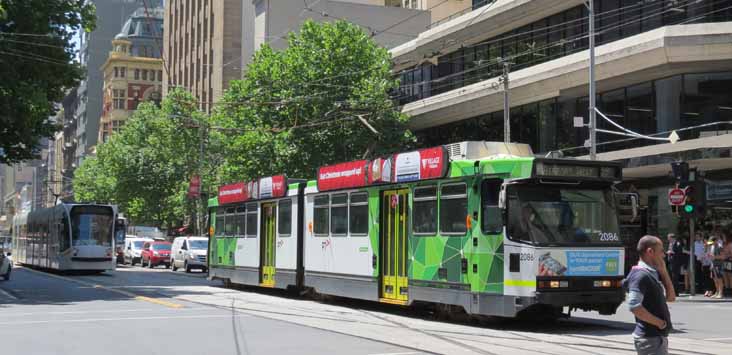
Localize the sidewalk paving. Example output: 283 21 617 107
674 294 732 303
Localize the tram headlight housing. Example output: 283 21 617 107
593 280 617 288
538 280 569 289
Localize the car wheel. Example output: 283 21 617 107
165 263 170 269
3 267 11 281
141 258 146 267
185 261 191 273
148 259 154 268
172 261 178 271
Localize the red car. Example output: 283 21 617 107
140 241 172 268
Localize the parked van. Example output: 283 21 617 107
171 236 208 273
123 236 153 266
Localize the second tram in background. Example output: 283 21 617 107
12 203 118 272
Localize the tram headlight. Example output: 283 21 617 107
593 280 613 288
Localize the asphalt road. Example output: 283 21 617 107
2 264 732 355
0 266 427 355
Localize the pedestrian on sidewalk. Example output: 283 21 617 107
722 233 732 297
624 235 675 355
701 236 714 297
709 236 725 299
694 233 705 291
670 235 685 294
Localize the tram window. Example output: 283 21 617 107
330 194 348 236
481 179 503 234
246 203 257 238
236 205 247 237
278 199 292 237
413 186 437 235
440 183 467 235
313 195 329 236
215 208 225 236
60 217 70 251
225 207 236 236
349 193 368 236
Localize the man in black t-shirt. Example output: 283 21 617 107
625 235 676 355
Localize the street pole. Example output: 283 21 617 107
197 120 204 236
588 0 597 160
689 219 696 296
502 61 511 144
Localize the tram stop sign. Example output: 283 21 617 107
668 188 686 206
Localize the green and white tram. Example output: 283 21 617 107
208 141 625 317
12 203 117 272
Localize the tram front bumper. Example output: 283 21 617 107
536 289 625 314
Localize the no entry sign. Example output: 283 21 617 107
668 188 686 206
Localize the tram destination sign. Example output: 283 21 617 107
218 175 289 204
317 160 369 192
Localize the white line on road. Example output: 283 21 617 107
366 352 423 355
703 337 732 341
0 287 18 300
0 307 210 317
0 313 246 326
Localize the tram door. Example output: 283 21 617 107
380 189 409 303
260 203 277 287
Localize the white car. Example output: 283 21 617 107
0 250 11 281
123 236 153 266
171 236 208 273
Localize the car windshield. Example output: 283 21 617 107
153 244 171 251
70 206 114 247
189 240 207 249
132 241 145 248
507 185 620 246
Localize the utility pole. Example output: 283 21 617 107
588 0 597 160
689 217 696 296
501 61 511 144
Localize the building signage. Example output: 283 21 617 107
393 146 449 183
218 182 248 205
706 179 732 201
317 160 368 191
368 157 392 184
259 175 287 199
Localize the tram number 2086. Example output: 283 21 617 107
599 233 619 242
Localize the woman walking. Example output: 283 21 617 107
723 234 732 297
710 236 725 299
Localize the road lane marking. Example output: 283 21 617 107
0 287 18 300
1 307 210 317
367 352 423 355
704 337 732 341
0 314 243 326
16 266 185 309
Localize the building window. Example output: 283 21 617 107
141 69 148 81
120 67 126 78
134 69 140 80
113 89 126 110
114 67 119 78
158 70 163 82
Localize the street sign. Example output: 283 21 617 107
668 188 686 206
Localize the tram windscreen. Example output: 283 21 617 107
507 185 620 246
70 206 114 247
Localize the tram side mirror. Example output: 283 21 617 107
6 252 11 256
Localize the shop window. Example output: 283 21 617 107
440 183 467 235
413 186 437 235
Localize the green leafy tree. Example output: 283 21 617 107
73 90 216 229
215 20 413 183
0 0 95 164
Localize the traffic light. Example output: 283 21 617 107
682 180 706 218
671 162 690 183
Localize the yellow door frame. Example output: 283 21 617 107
381 189 409 304
260 203 276 287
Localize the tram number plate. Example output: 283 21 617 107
519 253 534 261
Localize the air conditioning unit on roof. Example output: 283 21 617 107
444 141 533 160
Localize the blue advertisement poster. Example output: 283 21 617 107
565 250 621 276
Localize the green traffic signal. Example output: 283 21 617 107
684 204 694 213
